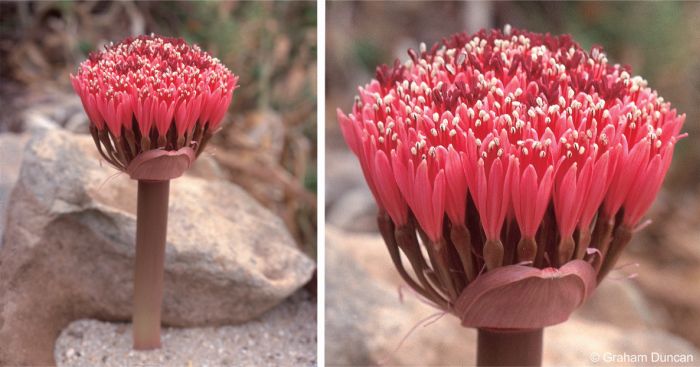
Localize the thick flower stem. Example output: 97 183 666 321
477 328 543 367
133 180 170 350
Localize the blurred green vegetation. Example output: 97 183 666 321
354 38 383 72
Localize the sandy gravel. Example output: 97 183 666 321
54 291 316 367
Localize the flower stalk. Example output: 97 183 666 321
132 180 170 349
477 328 543 367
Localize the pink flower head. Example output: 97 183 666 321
338 27 685 253
72 34 238 172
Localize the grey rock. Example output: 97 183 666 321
324 151 366 206
63 113 90 134
326 186 377 233
577 276 666 329
0 133 30 242
187 153 228 181
20 92 85 133
0 130 315 366
22 110 59 133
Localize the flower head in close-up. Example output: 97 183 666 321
71 34 238 179
338 27 686 329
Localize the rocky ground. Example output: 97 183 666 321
54 291 316 367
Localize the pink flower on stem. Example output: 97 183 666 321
71 34 238 174
337 28 686 311
71 34 240 350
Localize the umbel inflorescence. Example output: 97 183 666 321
72 34 238 176
338 27 685 326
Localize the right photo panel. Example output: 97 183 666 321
325 1 700 366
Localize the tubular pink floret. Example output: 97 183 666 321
622 138 677 227
462 129 513 241
339 27 685 246
511 156 553 239
444 145 468 225
71 34 238 139
374 150 409 226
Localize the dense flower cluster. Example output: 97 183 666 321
339 28 685 310
72 34 238 170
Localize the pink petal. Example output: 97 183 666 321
374 150 408 226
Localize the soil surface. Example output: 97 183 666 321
54 291 317 367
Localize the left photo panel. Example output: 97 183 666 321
0 1 317 365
